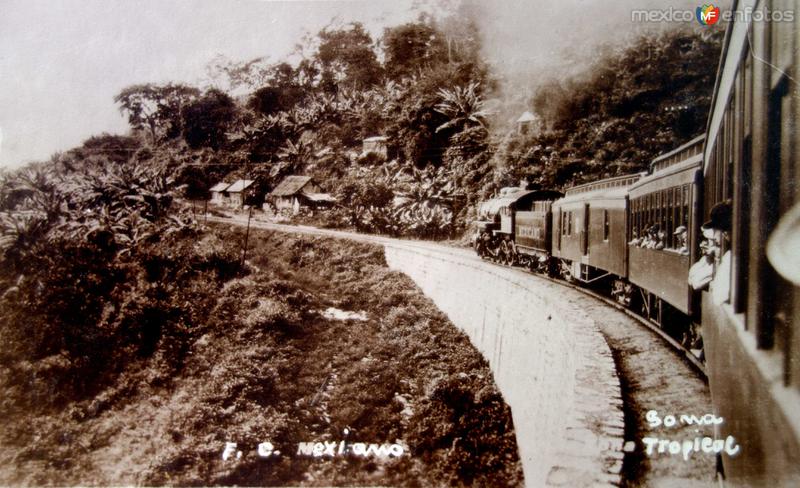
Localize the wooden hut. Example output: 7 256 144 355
268 176 336 215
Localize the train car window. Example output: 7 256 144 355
735 136 753 317
567 211 572 236
727 97 736 203
655 192 661 231
706 152 716 216
557 210 562 250
722 111 728 200
720 132 728 203
771 1 793 72
676 187 682 245
768 75 796 385
681 185 691 228
640 198 645 237
744 44 753 139
603 209 610 241
642 196 647 227
732 61 751 317
583 205 590 255
650 193 655 228
664 190 675 249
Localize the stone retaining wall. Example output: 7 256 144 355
384 244 626 487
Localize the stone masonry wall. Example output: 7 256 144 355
384 244 625 487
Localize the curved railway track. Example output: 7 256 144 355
485 257 708 380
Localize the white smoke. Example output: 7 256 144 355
462 0 731 120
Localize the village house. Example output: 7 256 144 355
516 111 541 135
267 175 336 215
209 182 231 205
225 179 255 208
362 136 388 159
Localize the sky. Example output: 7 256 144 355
0 0 420 169
0 0 724 169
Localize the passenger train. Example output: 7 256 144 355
474 1 799 485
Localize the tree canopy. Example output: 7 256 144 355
114 83 200 143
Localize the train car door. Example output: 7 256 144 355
581 204 590 255
556 208 562 252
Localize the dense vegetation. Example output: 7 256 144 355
0 185 522 484
10 9 721 240
495 31 723 189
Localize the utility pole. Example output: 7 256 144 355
240 161 254 269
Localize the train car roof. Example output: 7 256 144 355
649 135 705 174
479 189 563 216
630 156 702 196
556 173 643 205
556 186 632 205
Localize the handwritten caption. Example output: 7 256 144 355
221 429 405 461
642 410 740 461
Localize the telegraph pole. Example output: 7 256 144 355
240 161 253 269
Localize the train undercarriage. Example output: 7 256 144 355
475 245 704 362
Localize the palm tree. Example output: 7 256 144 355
434 82 490 134
272 136 316 181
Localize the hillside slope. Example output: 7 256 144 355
0 227 522 486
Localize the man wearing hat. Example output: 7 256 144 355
704 200 732 305
674 225 688 255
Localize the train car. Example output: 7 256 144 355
627 136 704 325
551 174 642 283
513 191 562 269
700 0 800 484
474 187 561 263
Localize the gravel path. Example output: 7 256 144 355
559 288 716 487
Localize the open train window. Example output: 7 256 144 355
556 210 562 250
673 188 681 248
603 209 610 241
765 74 796 386
567 211 573 236
733 49 752 316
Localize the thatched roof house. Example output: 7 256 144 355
268 176 336 215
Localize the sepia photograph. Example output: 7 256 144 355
0 0 798 486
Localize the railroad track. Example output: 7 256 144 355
489 260 709 380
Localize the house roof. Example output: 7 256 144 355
209 182 231 192
516 111 538 123
302 192 336 203
226 179 255 193
363 136 388 143
271 175 313 196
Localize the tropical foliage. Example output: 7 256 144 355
0 154 242 403
93 13 723 241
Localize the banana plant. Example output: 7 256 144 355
434 82 490 134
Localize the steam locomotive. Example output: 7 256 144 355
474 1 800 484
